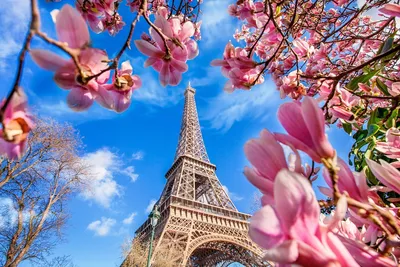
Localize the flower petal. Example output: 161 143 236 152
67 87 94 111
135 40 164 58
56 4 90 49
30 49 68 71
249 205 285 249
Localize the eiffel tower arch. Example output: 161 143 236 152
124 84 269 266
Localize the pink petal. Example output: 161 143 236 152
154 15 173 38
318 186 333 197
185 39 199 60
249 205 285 249
159 62 169 87
244 129 287 180
180 21 195 40
244 167 274 195
367 159 400 194
56 4 90 49
223 80 234 93
302 97 334 158
168 68 182 86
169 59 187 73
274 133 321 162
30 49 68 71
67 87 94 111
54 63 78 89
93 85 114 110
274 170 320 235
79 48 110 84
134 40 164 58
262 240 299 263
278 102 314 149
112 91 132 113
120 60 133 73
379 3 400 17
144 57 159 68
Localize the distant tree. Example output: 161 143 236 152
0 119 90 267
37 255 77 267
121 238 176 267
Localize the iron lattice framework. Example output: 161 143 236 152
125 84 269 267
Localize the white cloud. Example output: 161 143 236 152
190 67 223 88
145 199 157 214
122 212 137 225
87 217 116 236
37 100 117 123
132 73 183 107
121 166 139 182
0 0 30 72
132 151 144 160
0 198 33 229
222 185 243 202
80 148 140 208
201 81 279 132
200 0 236 46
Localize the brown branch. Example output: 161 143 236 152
322 157 400 248
0 0 40 120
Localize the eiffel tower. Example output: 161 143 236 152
125 84 268 266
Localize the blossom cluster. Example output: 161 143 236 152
213 0 400 128
76 0 126 35
245 97 399 266
31 5 141 113
135 7 199 86
1 0 202 159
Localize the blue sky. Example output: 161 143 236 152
0 0 355 266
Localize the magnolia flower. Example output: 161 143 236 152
379 3 400 17
250 170 359 266
135 7 198 87
31 5 113 111
320 158 369 202
367 159 400 195
104 61 142 113
0 89 34 159
375 127 400 159
275 97 335 162
244 130 291 201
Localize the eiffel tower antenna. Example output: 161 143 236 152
122 84 268 267
174 82 210 163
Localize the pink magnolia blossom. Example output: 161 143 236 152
367 159 400 195
375 127 400 159
320 158 369 202
0 89 34 159
275 97 335 162
331 218 396 266
134 10 192 87
250 170 359 266
388 82 400 97
293 38 314 58
211 42 263 92
244 130 301 203
379 3 400 17
104 60 142 113
75 0 104 33
30 5 113 111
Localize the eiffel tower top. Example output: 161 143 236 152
174 82 210 163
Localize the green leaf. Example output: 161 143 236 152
380 37 394 55
366 124 380 139
353 129 368 141
376 78 390 96
343 123 353 135
347 69 381 91
385 108 399 128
